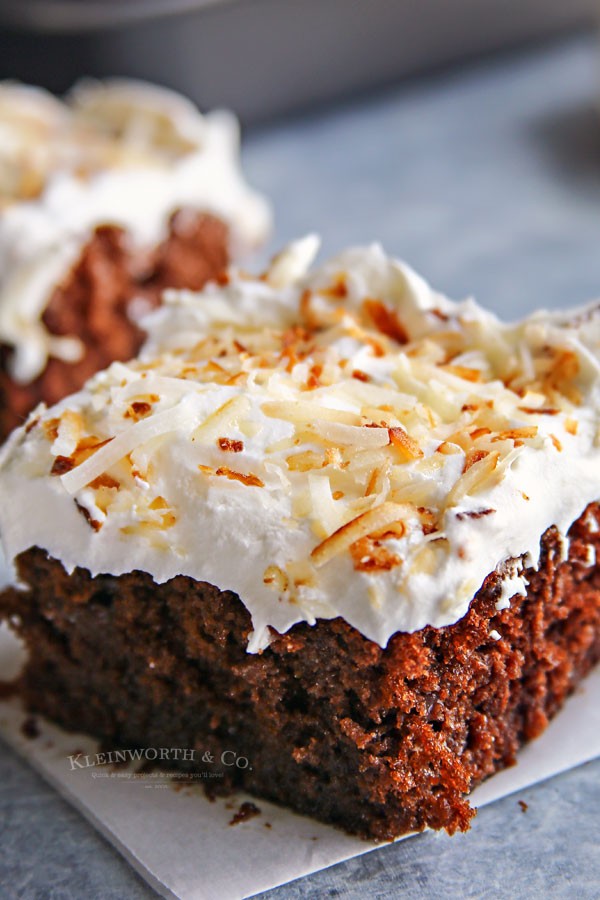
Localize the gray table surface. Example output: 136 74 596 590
2 30 600 900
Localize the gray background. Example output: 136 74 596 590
0 0 598 124
1 29 600 900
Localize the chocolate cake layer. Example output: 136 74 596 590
0 210 228 441
2 503 599 841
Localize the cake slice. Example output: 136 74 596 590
0 238 598 840
0 79 270 441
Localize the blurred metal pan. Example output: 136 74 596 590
0 0 596 124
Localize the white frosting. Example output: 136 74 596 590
0 79 271 384
495 567 528 611
586 544 597 567
1 240 600 653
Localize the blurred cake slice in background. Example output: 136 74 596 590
0 78 271 441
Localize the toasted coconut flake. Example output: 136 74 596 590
469 426 491 440
325 446 345 468
25 416 40 434
262 400 360 427
300 288 321 330
89 473 120 490
346 447 385 473
463 448 488 472
311 501 414 568
565 417 578 435
304 363 324 389
202 360 228 376
436 441 461 455
349 536 401 572
215 466 264 488
365 336 386 357
198 464 264 487
71 436 113 467
321 273 348 299
149 496 169 510
455 508 495 521
266 234 320 289
308 472 340 536
359 402 410 425
372 518 407 540
286 450 324 472
53 409 84 455
191 396 249 443
218 437 244 453
124 401 152 421
75 500 102 533
308 420 390 449
550 433 563 452
518 406 560 416
446 451 501 507
388 477 438 506
367 460 392 499
286 559 317 589
491 427 538 442
263 565 289 592
363 298 408 344
440 364 483 382
540 349 582 404
61 403 198 495
365 468 380 497
415 507 439 534
265 436 296 454
388 427 423 460
51 455 75 476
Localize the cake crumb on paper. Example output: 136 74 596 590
229 801 261 826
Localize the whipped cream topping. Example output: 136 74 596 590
1 238 600 652
0 79 271 384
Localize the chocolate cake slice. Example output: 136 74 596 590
0 79 271 440
0 238 598 840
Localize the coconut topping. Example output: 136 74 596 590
2 239 600 651
0 78 271 385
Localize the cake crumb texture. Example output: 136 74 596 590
1 504 598 840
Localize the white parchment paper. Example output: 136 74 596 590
0 624 598 900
